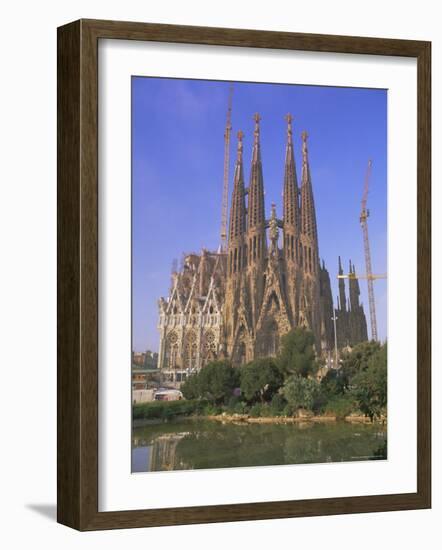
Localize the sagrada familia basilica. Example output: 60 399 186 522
157 114 367 381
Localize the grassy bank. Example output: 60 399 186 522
133 398 386 424
133 399 208 421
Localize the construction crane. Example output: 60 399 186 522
337 160 386 341
360 160 378 340
338 273 387 281
219 84 233 253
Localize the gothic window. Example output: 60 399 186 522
166 331 179 369
183 330 197 369
203 330 217 362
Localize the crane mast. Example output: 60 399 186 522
360 159 378 341
220 84 233 252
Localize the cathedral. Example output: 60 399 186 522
157 114 368 382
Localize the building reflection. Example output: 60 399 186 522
133 432 191 472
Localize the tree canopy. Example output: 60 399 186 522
351 344 387 420
181 360 239 404
277 328 317 378
340 340 382 385
282 374 320 411
239 357 283 403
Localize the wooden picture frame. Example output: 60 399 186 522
57 18 431 531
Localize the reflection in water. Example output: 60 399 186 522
132 419 387 473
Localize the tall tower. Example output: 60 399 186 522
338 256 347 313
348 260 359 312
225 131 248 358
246 113 267 325
348 260 368 344
319 260 335 351
282 113 301 324
299 131 321 341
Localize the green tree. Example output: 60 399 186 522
282 374 320 411
181 360 238 404
277 328 317 378
340 340 382 386
351 344 387 421
240 358 283 404
320 368 346 399
180 372 201 400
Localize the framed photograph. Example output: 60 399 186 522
57 19 431 530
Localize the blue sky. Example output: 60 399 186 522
132 77 387 352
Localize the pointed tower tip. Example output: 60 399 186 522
251 114 262 163
338 256 343 274
236 130 244 159
253 113 261 135
285 113 293 143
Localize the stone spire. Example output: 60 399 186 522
338 256 347 313
283 114 300 265
246 114 267 326
227 131 246 275
247 113 266 234
348 260 359 312
300 131 318 245
283 114 300 231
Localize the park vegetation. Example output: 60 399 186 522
133 329 387 423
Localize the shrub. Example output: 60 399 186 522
324 395 356 419
270 393 287 416
249 403 263 417
232 401 248 414
132 399 206 420
202 403 222 416
181 373 200 400
181 360 239 404
282 403 296 417
282 374 320 411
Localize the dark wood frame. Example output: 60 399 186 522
57 18 431 531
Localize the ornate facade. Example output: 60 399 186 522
157 115 368 381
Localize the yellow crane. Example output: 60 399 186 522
337 160 386 341
220 84 233 252
338 273 387 281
